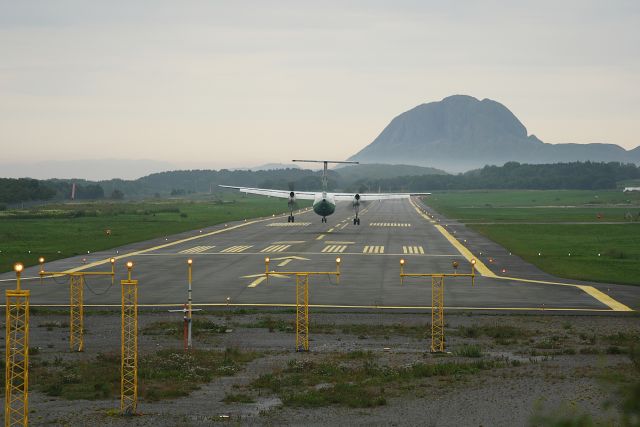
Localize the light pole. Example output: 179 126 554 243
187 259 193 349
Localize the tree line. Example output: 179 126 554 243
1 161 639 204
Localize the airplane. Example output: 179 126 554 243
220 160 431 224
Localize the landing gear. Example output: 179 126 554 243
287 215 295 223
353 217 360 225
321 217 327 223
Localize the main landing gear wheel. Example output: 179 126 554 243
287 215 295 223
353 218 360 225
321 217 327 223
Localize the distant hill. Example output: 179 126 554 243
349 95 640 172
336 163 447 182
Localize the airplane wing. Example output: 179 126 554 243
332 192 430 201
219 185 317 200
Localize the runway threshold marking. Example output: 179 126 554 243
363 245 384 254
322 245 347 253
260 244 291 253
316 235 326 240
272 241 305 244
179 245 215 254
325 241 356 245
409 198 634 312
370 222 412 227
403 246 425 254
221 245 253 253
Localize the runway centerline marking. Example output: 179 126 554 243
325 241 355 245
370 222 411 227
409 197 633 312
272 241 305 244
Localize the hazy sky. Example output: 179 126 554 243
1 1 639 175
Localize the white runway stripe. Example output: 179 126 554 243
179 245 215 254
402 246 425 254
363 245 385 254
369 222 412 227
260 244 291 253
220 245 253 253
321 245 347 253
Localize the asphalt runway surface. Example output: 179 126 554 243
1 198 638 312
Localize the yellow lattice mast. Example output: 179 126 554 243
39 257 115 352
431 275 445 352
68 274 84 352
265 257 341 352
121 261 138 415
295 275 310 351
400 259 476 353
5 263 30 427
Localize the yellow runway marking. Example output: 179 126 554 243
321 245 347 253
327 227 335 232
325 241 356 245
316 234 326 240
221 245 253 253
402 246 424 254
272 241 305 244
277 259 292 267
179 245 215 254
260 244 291 253
409 198 633 312
248 277 267 288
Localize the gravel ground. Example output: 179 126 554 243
5 309 639 426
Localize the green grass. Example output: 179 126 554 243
31 348 259 401
424 190 640 285
0 195 310 273
142 318 227 337
472 224 640 285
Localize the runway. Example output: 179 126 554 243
0 198 637 312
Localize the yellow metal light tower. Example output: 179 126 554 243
265 257 341 352
187 259 193 349
121 261 138 416
39 257 115 352
400 259 476 353
5 262 30 427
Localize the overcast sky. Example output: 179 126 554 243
1 1 639 177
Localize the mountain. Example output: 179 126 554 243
349 95 640 172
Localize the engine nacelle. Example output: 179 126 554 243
288 191 295 206
353 193 360 207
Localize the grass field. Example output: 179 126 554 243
425 190 640 285
0 195 310 274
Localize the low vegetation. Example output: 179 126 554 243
30 348 260 401
250 356 504 408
